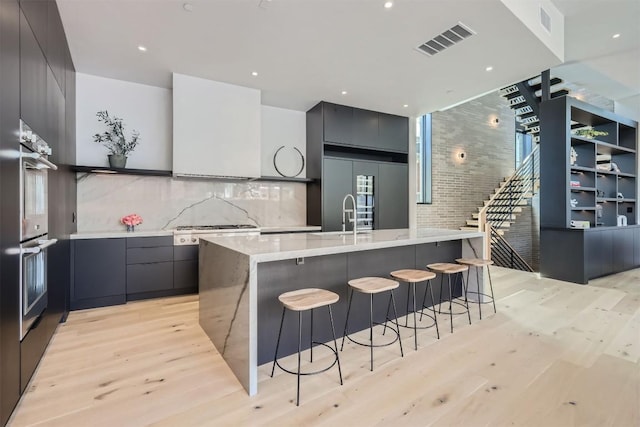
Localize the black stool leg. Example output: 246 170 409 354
411 282 418 350
310 308 314 362
461 272 471 325
296 311 302 406
438 274 445 314
341 288 354 351
382 293 392 336
327 305 343 385
475 266 482 320
419 281 427 322
488 265 497 313
369 294 374 371
447 274 453 333
390 291 404 357
405 283 411 327
428 280 440 339
271 307 286 377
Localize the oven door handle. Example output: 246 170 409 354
20 238 58 255
22 152 58 170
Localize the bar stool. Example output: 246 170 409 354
341 277 403 371
456 258 496 320
390 269 440 350
426 263 471 333
271 288 343 406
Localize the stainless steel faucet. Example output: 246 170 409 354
342 194 357 236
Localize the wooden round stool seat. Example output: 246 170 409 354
427 263 469 274
390 269 436 283
455 258 494 267
348 277 399 294
278 288 339 311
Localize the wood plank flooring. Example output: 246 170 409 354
8 267 640 426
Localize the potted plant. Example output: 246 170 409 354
93 110 140 168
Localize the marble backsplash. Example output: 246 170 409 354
76 173 307 232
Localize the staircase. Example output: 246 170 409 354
499 71 569 142
460 146 540 271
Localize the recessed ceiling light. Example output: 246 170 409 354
341 90 348 95
251 71 258 76
138 45 147 52
403 104 409 108
612 33 621 39
384 1 393 8
183 2 193 12
485 66 493 72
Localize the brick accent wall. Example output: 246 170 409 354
416 91 516 229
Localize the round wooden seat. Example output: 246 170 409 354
348 277 399 294
427 263 469 274
455 258 494 267
390 269 436 283
278 288 339 311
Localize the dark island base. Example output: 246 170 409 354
257 241 463 365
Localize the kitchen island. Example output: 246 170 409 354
199 228 486 395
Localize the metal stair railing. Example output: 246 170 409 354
478 145 540 265
489 225 534 272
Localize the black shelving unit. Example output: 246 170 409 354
540 96 639 284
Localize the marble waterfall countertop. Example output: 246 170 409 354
201 228 484 262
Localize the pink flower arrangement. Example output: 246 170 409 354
121 214 143 227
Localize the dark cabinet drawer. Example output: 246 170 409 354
174 260 198 289
127 236 173 248
174 245 198 261
126 262 173 294
127 246 173 264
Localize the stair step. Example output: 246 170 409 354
483 206 523 214
518 116 539 125
490 193 533 200
473 213 517 220
528 77 563 92
508 95 526 107
466 219 511 228
519 111 537 120
484 199 529 207
499 85 519 97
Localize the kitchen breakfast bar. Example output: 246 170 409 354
199 228 486 395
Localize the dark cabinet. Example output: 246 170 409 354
46 2 65 93
378 163 409 229
323 103 353 145
72 239 126 308
127 262 174 294
19 9 47 136
379 113 409 153
352 108 379 149
600 230 614 276
174 246 198 289
586 230 602 279
322 158 353 231
613 228 634 271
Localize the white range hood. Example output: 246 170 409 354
172 73 261 179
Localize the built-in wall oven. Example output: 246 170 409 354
18 120 57 340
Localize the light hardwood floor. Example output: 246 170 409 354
8 267 640 427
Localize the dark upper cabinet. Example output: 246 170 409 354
379 113 409 153
19 9 47 136
45 65 64 156
19 0 48 58
378 163 409 229
352 108 379 149
323 103 353 145
72 239 126 304
322 158 353 231
46 1 65 93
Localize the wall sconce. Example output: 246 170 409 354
488 114 500 128
457 151 466 160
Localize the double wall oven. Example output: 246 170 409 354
18 121 58 340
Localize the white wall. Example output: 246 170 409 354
76 73 172 170
260 105 306 178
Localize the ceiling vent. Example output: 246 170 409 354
416 23 476 57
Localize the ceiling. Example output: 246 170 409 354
57 0 639 118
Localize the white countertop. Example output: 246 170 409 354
201 228 484 262
69 225 322 240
